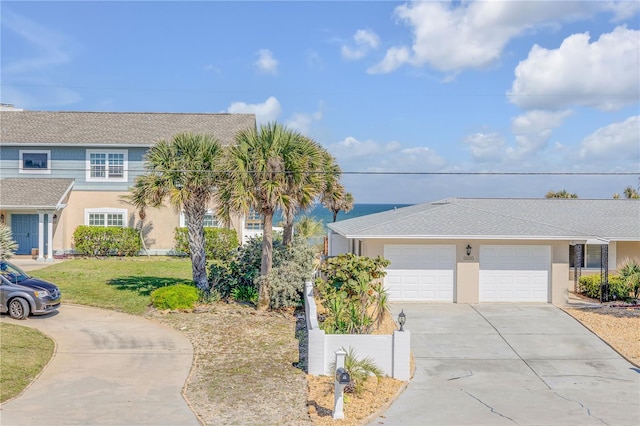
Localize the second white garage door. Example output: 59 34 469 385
383 244 456 302
479 245 550 302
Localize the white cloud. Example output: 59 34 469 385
509 26 640 111
254 49 278 75
368 1 631 74
341 29 380 60
226 96 282 125
327 136 445 172
578 116 640 161
464 132 507 163
509 110 573 157
286 103 323 135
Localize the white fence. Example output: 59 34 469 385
303 281 411 381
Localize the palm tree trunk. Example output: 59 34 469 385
282 208 295 246
186 202 208 292
258 210 273 311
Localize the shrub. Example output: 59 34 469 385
578 273 630 300
264 236 316 309
150 284 199 310
73 226 141 257
173 227 239 262
231 285 259 304
316 253 390 334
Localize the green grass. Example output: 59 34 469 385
0 323 55 402
34 257 194 315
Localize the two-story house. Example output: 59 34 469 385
0 109 256 260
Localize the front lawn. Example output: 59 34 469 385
35 257 193 314
0 323 54 402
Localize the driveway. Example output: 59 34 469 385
371 304 640 425
0 304 199 426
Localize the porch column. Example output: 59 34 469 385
47 211 54 262
37 211 45 262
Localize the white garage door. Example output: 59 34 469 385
479 245 550 302
383 244 456 302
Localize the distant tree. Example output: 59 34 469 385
613 193 620 199
127 133 224 291
295 215 325 240
623 186 640 199
321 152 355 222
545 189 578 199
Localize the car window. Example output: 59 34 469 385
0 262 29 283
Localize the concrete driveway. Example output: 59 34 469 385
371 304 640 425
0 304 199 426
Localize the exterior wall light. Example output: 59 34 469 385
398 310 406 331
466 244 472 256
0 214 4 223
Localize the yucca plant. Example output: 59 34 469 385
331 347 383 395
0 224 17 261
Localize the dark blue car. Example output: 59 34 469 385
0 261 61 319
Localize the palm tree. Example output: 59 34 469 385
281 137 327 246
320 152 354 222
217 122 319 310
545 189 578 199
127 133 223 291
623 186 640 199
295 215 325 240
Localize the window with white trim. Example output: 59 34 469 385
180 210 219 228
19 150 51 174
86 149 127 182
85 209 127 227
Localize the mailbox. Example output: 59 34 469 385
336 368 350 385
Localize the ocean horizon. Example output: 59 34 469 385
276 203 413 227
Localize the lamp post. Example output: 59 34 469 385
398 310 406 332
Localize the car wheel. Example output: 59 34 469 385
8 298 30 320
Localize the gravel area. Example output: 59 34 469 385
563 302 640 366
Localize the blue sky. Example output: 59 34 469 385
2 0 639 203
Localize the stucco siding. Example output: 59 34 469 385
616 241 640 265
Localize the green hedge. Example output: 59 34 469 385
578 273 631 300
73 226 141 257
173 227 239 262
150 284 199 310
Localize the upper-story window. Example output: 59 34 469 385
85 208 127 227
19 150 51 174
86 149 127 182
245 207 263 230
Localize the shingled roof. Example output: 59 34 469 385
0 111 255 146
328 198 640 241
0 178 74 209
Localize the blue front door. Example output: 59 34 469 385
11 214 39 255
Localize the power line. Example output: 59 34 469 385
0 166 637 176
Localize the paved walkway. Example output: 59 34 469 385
0 305 199 426
371 304 640 425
